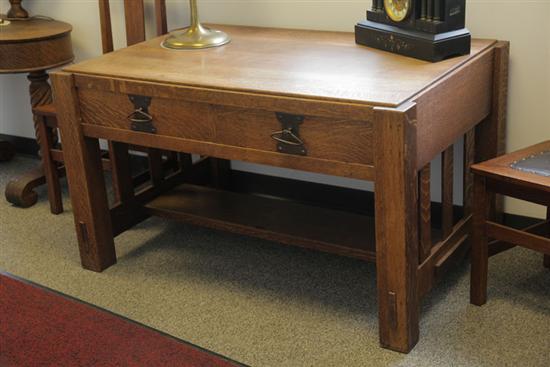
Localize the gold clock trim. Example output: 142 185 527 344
384 0 412 23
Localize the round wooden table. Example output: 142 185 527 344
0 16 73 207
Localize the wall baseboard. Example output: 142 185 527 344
3 134 543 228
0 134 39 156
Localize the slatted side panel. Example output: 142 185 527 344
417 132 476 266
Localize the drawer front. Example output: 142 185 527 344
78 88 373 165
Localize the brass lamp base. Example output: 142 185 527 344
162 23 230 50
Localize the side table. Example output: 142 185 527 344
0 15 73 208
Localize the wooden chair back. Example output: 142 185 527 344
96 0 187 203
98 0 167 54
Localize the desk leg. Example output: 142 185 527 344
374 105 419 353
52 72 116 272
475 42 509 220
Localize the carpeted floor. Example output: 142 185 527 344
0 273 243 367
1 156 549 367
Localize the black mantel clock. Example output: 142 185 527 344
355 0 471 62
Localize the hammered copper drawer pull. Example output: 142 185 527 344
270 128 304 146
128 94 156 134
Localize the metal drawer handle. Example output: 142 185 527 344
270 129 304 146
127 108 153 124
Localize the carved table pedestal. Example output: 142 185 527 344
0 16 73 208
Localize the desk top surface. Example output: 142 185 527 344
65 25 496 107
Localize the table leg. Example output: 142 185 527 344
475 42 509 220
373 105 419 353
470 175 489 306
52 72 116 272
4 70 58 209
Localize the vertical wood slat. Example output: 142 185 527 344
123 0 146 46
463 129 476 216
419 164 432 263
148 148 164 187
98 0 114 53
36 115 63 214
441 146 454 238
109 141 134 204
154 0 168 36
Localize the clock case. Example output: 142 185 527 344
355 0 471 62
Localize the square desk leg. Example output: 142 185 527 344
475 41 509 220
373 104 419 353
52 72 116 272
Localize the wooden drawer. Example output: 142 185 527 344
77 88 373 165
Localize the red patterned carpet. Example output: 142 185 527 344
0 273 245 367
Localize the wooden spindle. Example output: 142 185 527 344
419 164 432 263
463 129 475 216
441 146 454 238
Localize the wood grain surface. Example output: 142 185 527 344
64 25 495 107
0 18 71 42
77 87 374 165
0 18 73 73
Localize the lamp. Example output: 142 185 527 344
7 0 28 19
162 0 230 50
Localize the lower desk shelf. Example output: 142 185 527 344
144 183 377 261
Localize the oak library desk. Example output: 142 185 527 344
52 25 508 353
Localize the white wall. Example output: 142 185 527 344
1 0 549 218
